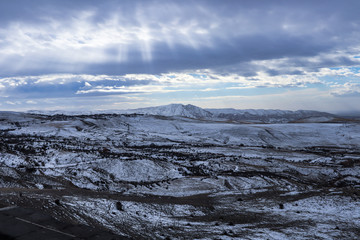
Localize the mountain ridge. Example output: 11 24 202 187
24 103 338 123
121 103 335 123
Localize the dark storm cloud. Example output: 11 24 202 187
1 0 360 77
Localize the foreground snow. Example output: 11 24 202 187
0 111 359 239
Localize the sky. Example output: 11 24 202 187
1 0 360 113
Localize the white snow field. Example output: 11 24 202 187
0 105 359 239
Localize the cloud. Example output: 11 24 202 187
1 1 360 112
331 83 360 97
1 0 360 77
0 74 154 98
0 70 327 100
191 88 360 113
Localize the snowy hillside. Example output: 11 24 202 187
207 108 336 123
0 111 359 239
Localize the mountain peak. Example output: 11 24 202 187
130 103 213 119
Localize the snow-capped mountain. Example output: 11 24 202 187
124 103 213 119
123 104 336 123
27 103 337 123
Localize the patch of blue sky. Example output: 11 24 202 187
225 87 287 96
329 66 360 73
305 82 330 91
319 76 340 84
319 75 360 85
189 73 208 79
347 67 360 73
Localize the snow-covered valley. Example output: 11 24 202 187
0 105 359 239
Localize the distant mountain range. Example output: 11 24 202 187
25 103 354 123
123 104 337 123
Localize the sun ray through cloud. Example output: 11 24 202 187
0 0 359 113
